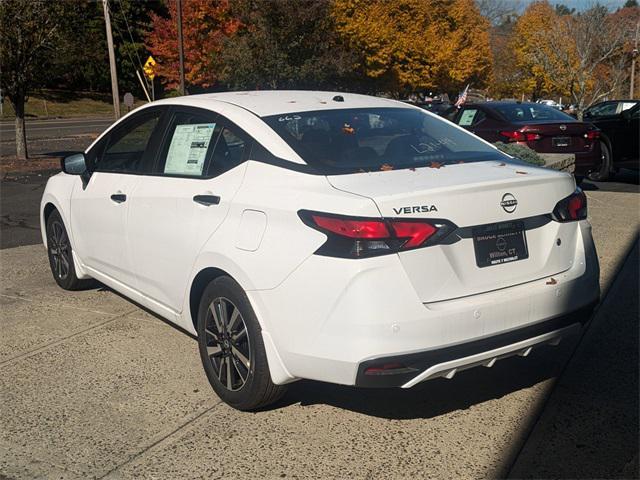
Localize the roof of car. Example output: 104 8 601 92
470 101 538 107
157 90 406 117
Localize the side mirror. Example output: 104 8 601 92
61 153 87 175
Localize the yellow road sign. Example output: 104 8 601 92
143 56 157 80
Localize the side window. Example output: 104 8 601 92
208 123 250 177
99 111 162 173
457 109 485 127
158 110 221 177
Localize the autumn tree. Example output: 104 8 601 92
488 17 521 99
218 0 356 90
511 1 570 100
331 0 493 96
589 6 640 100
563 5 633 109
145 0 240 90
513 1 637 109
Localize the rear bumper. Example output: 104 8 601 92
250 221 600 387
574 149 601 175
355 302 594 388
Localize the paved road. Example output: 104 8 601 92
0 117 113 143
0 171 638 479
1 118 114 159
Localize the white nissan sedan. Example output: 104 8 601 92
41 91 600 410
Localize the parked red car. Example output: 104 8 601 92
453 102 602 179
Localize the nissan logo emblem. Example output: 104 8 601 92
500 193 518 213
559 124 567 131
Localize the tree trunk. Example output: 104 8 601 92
13 93 28 160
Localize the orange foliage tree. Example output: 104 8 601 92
511 1 572 100
145 0 240 90
331 0 493 95
512 1 637 107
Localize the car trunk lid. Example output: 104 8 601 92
518 121 594 153
327 161 579 303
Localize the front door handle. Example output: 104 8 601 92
193 194 221 206
110 193 127 203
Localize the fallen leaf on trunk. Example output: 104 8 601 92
546 277 557 285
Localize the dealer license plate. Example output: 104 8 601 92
473 221 529 268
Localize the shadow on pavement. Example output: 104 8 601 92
581 168 639 194
506 236 639 479
275 343 572 420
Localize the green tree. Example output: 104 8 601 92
624 0 638 8
218 0 356 91
48 0 164 97
0 0 70 159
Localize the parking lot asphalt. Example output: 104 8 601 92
0 172 638 479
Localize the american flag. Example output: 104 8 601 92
455 84 470 108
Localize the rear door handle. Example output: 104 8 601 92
193 194 221 206
110 193 127 203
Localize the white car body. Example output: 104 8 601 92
41 91 599 392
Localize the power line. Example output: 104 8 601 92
115 0 148 79
107 1 149 93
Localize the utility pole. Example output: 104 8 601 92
103 0 120 119
630 21 639 99
176 0 186 96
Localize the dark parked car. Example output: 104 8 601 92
413 101 456 118
453 102 603 180
583 100 639 180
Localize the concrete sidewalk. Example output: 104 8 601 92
509 239 639 479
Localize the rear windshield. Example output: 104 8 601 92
263 107 509 174
492 103 575 123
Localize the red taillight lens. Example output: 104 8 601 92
500 130 525 142
311 215 389 239
500 131 540 142
364 362 417 376
552 188 587 222
299 211 456 258
391 221 437 248
584 130 600 140
525 132 541 141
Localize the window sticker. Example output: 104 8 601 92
164 123 216 175
458 109 477 126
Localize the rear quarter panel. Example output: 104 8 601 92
179 161 380 331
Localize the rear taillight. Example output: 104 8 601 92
500 131 541 142
552 188 587 222
584 130 600 140
299 210 456 258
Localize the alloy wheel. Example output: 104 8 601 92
49 221 70 280
204 297 251 391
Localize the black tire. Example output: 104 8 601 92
197 276 287 411
46 210 94 290
587 141 611 181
